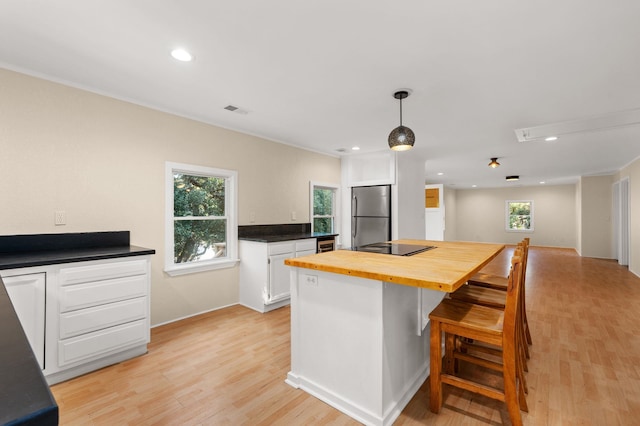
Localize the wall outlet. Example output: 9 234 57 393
291 211 297 221
304 274 318 286
250 211 256 223
54 210 66 226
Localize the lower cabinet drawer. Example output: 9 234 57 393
59 259 148 286
59 275 148 313
295 239 317 252
59 297 147 339
58 319 148 367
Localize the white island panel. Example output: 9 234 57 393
287 268 444 426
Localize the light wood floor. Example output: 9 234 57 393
51 247 640 425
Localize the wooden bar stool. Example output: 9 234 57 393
446 249 529 394
429 252 527 426
453 238 532 348
468 238 529 291
448 245 529 384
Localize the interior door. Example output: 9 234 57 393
425 184 445 241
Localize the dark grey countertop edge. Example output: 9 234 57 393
0 245 155 271
239 233 339 243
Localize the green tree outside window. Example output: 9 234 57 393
313 187 335 233
174 174 227 263
507 201 533 231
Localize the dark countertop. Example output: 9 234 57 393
1 276 58 425
0 231 155 270
239 232 339 243
0 245 155 270
238 223 338 243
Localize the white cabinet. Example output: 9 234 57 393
344 150 396 187
2 273 45 369
0 255 151 385
240 238 316 313
52 258 150 381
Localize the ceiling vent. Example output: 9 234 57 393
224 105 249 115
515 107 640 142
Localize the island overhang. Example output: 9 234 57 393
285 239 505 293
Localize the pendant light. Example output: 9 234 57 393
388 90 415 151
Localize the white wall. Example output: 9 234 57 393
575 180 582 255
443 187 457 241
616 156 640 276
0 68 341 325
394 153 426 240
578 175 613 258
454 185 577 247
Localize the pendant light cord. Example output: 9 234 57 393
399 97 403 126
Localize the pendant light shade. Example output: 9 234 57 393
388 90 415 151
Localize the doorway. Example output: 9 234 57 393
613 178 630 266
425 184 445 241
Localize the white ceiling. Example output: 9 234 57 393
2 0 640 188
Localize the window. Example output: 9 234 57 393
506 200 533 232
165 162 238 276
310 182 339 233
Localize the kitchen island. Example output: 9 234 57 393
284 239 504 426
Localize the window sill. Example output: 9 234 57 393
164 258 239 276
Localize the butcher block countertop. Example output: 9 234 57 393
284 239 504 292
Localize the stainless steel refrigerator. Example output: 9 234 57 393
351 185 391 248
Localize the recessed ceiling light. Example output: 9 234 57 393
171 48 193 62
352 146 360 151
540 181 546 184
472 184 477 188
437 172 444 176
544 136 558 142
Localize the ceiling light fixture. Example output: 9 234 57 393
544 136 558 142
488 158 500 168
171 48 193 62
506 175 520 181
515 107 640 142
388 90 415 151
351 146 360 151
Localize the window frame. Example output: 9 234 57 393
165 161 238 276
310 181 339 235
505 200 534 232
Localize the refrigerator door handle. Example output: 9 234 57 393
352 196 358 240
352 216 357 239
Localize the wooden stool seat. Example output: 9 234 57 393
467 272 508 290
450 285 506 309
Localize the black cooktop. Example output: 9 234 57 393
352 242 437 256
